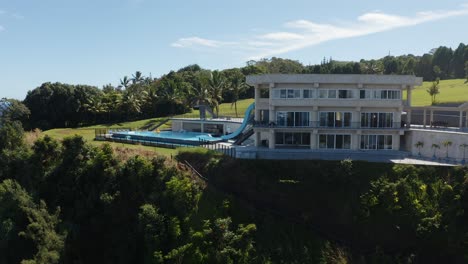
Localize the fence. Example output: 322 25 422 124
199 139 236 158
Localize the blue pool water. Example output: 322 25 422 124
111 130 220 145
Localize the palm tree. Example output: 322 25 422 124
442 140 453 160
131 71 144 84
460 143 468 165
120 93 143 120
415 141 424 156
207 71 226 117
83 96 104 124
229 73 249 117
120 76 130 89
431 143 440 160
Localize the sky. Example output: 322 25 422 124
1 0 468 100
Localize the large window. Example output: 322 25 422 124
276 112 310 127
338 90 353 99
373 90 401 99
276 132 311 146
359 90 371 99
360 112 394 128
319 134 351 149
303 89 315 98
272 89 301 99
319 89 353 99
319 112 352 127
360 135 393 150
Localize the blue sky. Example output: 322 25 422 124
1 0 468 99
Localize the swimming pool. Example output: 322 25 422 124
111 131 221 146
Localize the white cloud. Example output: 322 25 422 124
171 37 236 48
259 32 304 41
171 4 468 60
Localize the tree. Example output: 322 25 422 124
120 76 130 89
431 143 440 159
207 71 226 117
0 179 65 264
131 71 144 85
432 46 453 79
427 78 440 105
465 61 468 83
442 140 453 159
0 98 30 124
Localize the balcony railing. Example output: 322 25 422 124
253 121 404 129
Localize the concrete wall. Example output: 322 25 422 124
408 130 468 160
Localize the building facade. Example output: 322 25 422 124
247 74 423 151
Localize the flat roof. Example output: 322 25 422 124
246 74 423 86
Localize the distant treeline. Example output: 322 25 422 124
3 43 467 130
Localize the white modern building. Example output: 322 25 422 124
247 74 423 151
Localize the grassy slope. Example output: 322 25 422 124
405 78 468 106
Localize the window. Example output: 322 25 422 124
272 89 303 99
319 112 352 127
338 90 353 99
303 89 315 98
319 90 328 98
319 134 351 149
359 90 371 99
360 135 393 150
276 132 310 146
372 90 401 100
276 112 310 127
361 112 394 128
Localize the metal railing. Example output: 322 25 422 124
253 121 404 129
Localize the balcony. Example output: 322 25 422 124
253 121 404 129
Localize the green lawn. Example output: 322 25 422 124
405 78 468 106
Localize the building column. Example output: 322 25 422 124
354 131 361 150
268 129 275 149
460 111 463 128
254 131 261 147
392 134 400 150
406 109 412 128
406 86 412 107
465 111 468 128
254 85 261 122
310 131 317 149
269 106 276 124
423 109 427 128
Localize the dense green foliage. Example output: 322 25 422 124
180 149 468 263
0 121 257 264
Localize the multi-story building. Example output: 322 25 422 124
247 74 423 151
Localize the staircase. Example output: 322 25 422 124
146 118 170 131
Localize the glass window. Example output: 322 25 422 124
276 132 284 144
360 90 365 99
280 89 286 98
319 135 327 148
338 90 352 99
272 89 280 98
328 90 337 98
327 135 335 149
303 89 314 98
276 112 287 126
319 90 327 98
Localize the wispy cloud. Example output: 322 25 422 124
171 37 236 48
11 13 24 20
171 4 468 60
